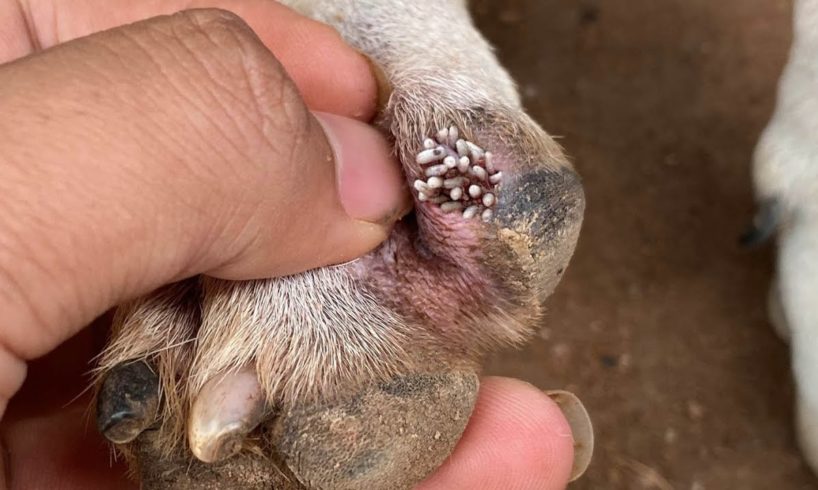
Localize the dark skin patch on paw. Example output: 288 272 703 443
486 166 585 306
496 167 585 243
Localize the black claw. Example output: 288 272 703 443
739 198 780 248
96 360 160 444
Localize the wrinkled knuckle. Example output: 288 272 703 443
240 45 298 122
276 85 312 141
241 60 310 153
172 9 307 135
174 8 253 40
168 9 268 66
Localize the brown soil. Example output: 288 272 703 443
472 0 818 488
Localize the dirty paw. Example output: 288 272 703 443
97 365 478 490
93 114 583 488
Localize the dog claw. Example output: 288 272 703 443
96 360 160 444
188 366 267 463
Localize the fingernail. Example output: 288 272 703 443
359 54 393 116
545 390 594 482
313 111 411 224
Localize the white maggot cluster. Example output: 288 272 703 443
413 126 502 222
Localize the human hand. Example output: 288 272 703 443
0 2 584 488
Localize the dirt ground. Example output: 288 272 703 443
472 0 818 488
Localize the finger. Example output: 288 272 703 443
416 377 577 490
0 10 408 413
4 0 377 120
1 404 135 490
1 323 102 420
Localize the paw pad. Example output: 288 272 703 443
413 126 502 222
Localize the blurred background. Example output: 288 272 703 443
472 0 817 488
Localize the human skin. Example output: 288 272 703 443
0 2 575 489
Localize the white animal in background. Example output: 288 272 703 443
751 0 818 476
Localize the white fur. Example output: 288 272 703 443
753 0 818 473
284 0 521 110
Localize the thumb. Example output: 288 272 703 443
0 10 408 381
209 110 410 280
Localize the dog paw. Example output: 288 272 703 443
93 109 583 487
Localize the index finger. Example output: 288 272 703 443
7 0 377 120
